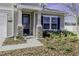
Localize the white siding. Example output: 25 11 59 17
0 13 7 39
0 9 13 37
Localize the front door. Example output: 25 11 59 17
22 14 30 35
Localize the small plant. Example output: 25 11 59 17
46 44 56 50
49 33 53 38
62 45 73 52
23 34 27 36
66 33 78 42
16 36 24 40
43 31 50 37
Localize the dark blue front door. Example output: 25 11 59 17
22 14 30 35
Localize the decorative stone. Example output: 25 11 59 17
36 25 43 38
17 25 23 36
33 27 36 36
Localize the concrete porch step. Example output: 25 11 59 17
26 36 36 39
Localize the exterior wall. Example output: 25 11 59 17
0 3 15 38
65 26 78 33
64 15 77 33
0 9 13 37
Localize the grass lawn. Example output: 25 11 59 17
0 31 79 56
2 36 26 46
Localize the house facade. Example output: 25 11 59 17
0 3 65 39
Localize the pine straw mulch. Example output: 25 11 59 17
0 38 79 56
2 36 26 46
0 46 79 56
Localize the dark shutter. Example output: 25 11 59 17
41 16 43 25
58 17 60 30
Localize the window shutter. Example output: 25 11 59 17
58 17 60 30
41 16 43 25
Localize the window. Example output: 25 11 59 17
41 15 60 31
43 17 50 23
43 24 50 29
51 24 57 29
51 17 58 24
51 17 58 29
42 16 50 29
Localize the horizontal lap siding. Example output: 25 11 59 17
0 9 13 37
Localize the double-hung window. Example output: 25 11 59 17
51 17 58 30
41 16 50 30
41 15 60 31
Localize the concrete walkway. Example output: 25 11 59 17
0 38 43 51
0 38 5 47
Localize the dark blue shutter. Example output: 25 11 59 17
58 17 60 30
41 16 43 25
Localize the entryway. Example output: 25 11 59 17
22 14 30 35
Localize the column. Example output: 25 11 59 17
18 9 22 26
33 12 36 36
36 11 43 38
17 9 23 36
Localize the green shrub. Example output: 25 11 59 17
48 31 78 42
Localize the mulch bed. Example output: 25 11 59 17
2 37 26 46
0 37 79 55
0 46 79 56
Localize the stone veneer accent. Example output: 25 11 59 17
36 25 43 38
17 25 23 36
